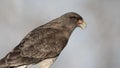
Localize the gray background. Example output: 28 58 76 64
0 0 120 68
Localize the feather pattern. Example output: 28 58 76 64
0 12 85 68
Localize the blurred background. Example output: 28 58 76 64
0 0 120 68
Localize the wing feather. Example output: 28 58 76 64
8 27 68 64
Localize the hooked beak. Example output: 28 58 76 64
77 20 87 30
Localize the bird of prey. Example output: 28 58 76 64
0 12 87 68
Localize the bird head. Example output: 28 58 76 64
61 12 87 30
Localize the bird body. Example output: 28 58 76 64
0 12 86 68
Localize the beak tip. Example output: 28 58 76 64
79 22 87 30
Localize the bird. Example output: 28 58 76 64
0 12 87 68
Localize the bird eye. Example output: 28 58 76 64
69 16 77 19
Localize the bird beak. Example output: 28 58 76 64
77 20 87 30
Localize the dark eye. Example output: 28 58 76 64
69 16 77 19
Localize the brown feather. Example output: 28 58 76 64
0 12 84 68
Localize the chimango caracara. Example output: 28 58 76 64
0 12 87 68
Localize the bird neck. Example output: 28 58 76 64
61 23 76 38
